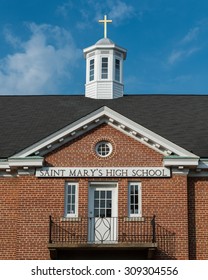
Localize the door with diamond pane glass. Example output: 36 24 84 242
88 184 118 243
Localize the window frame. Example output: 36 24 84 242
95 141 113 157
115 58 121 82
89 58 94 82
128 182 142 218
101 57 108 79
64 182 79 218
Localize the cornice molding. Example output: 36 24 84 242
0 157 43 171
163 156 199 168
8 106 198 160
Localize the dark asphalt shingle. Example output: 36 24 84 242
0 94 208 158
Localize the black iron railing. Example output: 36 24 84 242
49 215 156 245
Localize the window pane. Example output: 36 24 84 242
102 74 108 79
66 183 77 216
102 68 108 73
71 185 76 194
129 183 140 216
106 200 111 208
68 185 71 194
67 205 75 214
100 209 105 217
71 204 75 213
94 191 99 199
94 209 99 217
89 59 94 81
94 200 99 208
135 209 138 214
101 57 108 79
115 59 120 81
107 191 111 199
101 191 105 198
100 199 105 208
106 209 111 217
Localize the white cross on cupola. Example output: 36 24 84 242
98 15 112 39
83 15 127 99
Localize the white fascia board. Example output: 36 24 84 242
104 107 198 158
12 107 107 158
172 168 190 175
0 161 10 169
11 106 198 159
163 157 199 167
83 45 127 59
0 157 43 169
8 157 44 167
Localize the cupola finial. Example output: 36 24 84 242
98 15 112 38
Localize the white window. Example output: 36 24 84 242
65 182 78 217
95 141 112 157
89 59 94 81
115 59 120 82
101 57 108 79
128 182 142 217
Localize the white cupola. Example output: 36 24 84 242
83 15 127 99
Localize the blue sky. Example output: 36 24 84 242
0 0 208 95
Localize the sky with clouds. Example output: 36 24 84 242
0 0 208 95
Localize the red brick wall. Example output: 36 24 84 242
188 177 208 260
45 124 163 167
0 177 18 259
0 124 190 259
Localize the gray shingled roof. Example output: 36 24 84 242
0 95 208 158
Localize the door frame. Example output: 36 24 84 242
88 182 118 243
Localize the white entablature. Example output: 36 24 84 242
83 15 127 99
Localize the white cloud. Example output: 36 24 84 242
56 1 73 18
108 0 135 24
0 23 81 95
168 47 200 65
181 27 200 44
168 50 184 65
57 0 135 30
90 0 135 25
167 24 203 65
3 26 23 49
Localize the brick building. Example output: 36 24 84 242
0 17 208 260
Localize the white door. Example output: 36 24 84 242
88 183 118 243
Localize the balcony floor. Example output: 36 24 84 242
48 242 157 249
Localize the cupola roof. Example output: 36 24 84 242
95 38 115 45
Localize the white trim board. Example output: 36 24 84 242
10 106 198 159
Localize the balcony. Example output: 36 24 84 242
48 215 176 259
49 215 157 247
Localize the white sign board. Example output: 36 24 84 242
36 167 171 178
